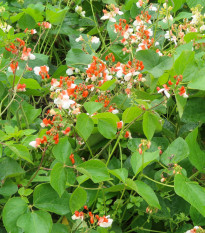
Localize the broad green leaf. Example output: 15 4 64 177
0 179 18 196
0 157 24 180
143 111 162 140
131 150 159 176
181 98 205 123
161 137 189 166
3 197 28 233
76 113 94 141
18 14 36 30
46 5 68 25
175 93 187 118
185 128 205 171
33 183 71 215
93 112 120 124
84 102 103 115
69 187 87 213
17 210 53 233
98 118 117 139
174 51 195 77
109 168 128 183
51 65 67 79
122 106 143 123
6 144 33 163
188 68 205 90
66 49 93 68
51 224 68 233
190 206 205 226
20 78 41 89
186 0 205 7
18 187 33 197
174 12 192 21
174 174 205 216
52 137 72 164
172 0 186 12
136 50 173 78
76 159 110 183
98 79 116 91
50 163 67 197
23 3 45 22
126 179 161 209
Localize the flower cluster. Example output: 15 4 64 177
113 11 154 52
186 226 205 233
157 75 188 98
101 4 123 22
71 206 113 228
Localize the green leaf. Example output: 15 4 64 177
69 187 87 213
50 163 67 197
122 106 143 123
93 112 120 124
174 51 195 78
190 206 205 226
143 111 162 140
66 49 93 68
174 12 192 21
185 128 205 171
52 137 72 164
17 210 53 233
6 144 33 163
172 0 186 12
126 179 161 209
20 78 41 89
51 65 67 79
46 5 68 25
109 168 128 183
18 14 36 30
175 93 187 118
33 183 71 215
182 98 205 123
0 157 24 180
76 159 110 183
23 3 45 22
98 79 116 91
76 113 94 141
98 117 117 139
161 137 189 166
3 197 28 233
136 50 173 78
188 68 205 90
186 0 205 8
174 174 205 216
18 187 33 197
131 150 159 176
51 223 69 233
84 102 103 115
0 179 18 196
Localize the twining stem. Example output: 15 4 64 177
143 174 174 188
25 147 47 188
90 0 106 50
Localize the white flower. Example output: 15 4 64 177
124 73 132 81
54 93 75 109
112 109 119 114
29 54 36 60
29 141 37 148
91 36 100 44
98 215 113 228
8 66 19 73
200 25 205 31
66 68 73 76
149 4 157 12
136 0 143 8
75 35 83 42
155 41 159 46
158 88 170 98
33 66 49 75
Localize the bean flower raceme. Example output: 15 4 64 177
98 215 113 228
34 66 50 79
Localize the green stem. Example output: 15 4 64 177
143 174 174 188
